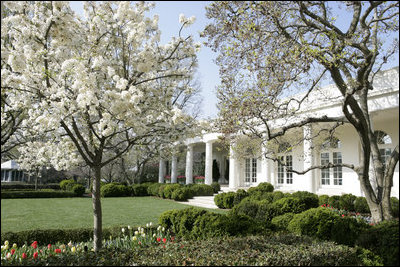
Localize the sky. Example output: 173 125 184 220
69 1 399 120
69 1 221 120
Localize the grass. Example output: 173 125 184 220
1 196 227 233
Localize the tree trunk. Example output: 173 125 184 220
92 166 103 251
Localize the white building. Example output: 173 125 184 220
1 160 28 183
159 67 399 198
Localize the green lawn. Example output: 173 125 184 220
1 196 226 233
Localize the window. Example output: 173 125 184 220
320 137 342 186
375 131 392 169
277 142 293 185
245 158 257 184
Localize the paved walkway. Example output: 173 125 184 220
176 185 237 209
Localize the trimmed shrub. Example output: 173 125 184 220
191 212 227 239
271 212 295 231
390 197 399 218
163 184 182 199
354 196 370 214
271 197 308 215
233 189 249 206
0 183 61 190
339 193 357 212
210 182 221 193
59 179 76 191
247 182 274 195
288 207 366 246
171 187 194 201
157 184 168 198
159 207 208 239
291 191 319 210
71 184 85 197
100 183 129 197
231 198 260 219
214 193 225 208
190 184 214 196
327 195 341 209
1 190 76 199
147 183 163 196
318 194 330 206
130 184 148 196
222 191 236 209
0 225 137 247
356 219 399 266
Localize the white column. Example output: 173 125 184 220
261 144 270 183
303 125 314 193
205 141 213 185
158 158 165 183
229 142 237 189
185 144 194 184
171 154 178 183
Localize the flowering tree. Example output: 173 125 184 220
1 1 200 251
202 1 399 223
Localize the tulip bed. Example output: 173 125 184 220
1 230 383 266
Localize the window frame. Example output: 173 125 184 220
319 137 343 187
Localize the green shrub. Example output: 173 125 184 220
210 182 221 193
163 184 182 199
255 199 277 224
0 183 61 190
318 194 330 206
327 195 341 209
356 220 399 266
171 187 194 201
247 182 274 195
233 189 249 206
159 207 208 239
0 190 76 199
288 207 366 246
59 179 76 191
71 184 85 197
1 225 134 247
100 183 129 197
214 193 225 208
271 213 295 231
131 184 149 196
271 197 307 215
157 184 168 198
290 191 319 210
191 212 227 239
230 198 260 219
339 193 357 211
222 191 236 209
354 196 370 214
390 197 399 218
147 183 163 196
190 184 214 196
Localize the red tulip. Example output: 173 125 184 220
22 253 27 259
162 238 167 244
31 241 38 249
47 244 52 249
157 237 161 242
33 252 38 259
55 249 61 253
11 249 15 255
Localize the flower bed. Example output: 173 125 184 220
0 222 171 264
164 175 171 183
177 176 185 184
194 176 205 184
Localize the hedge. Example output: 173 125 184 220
1 225 157 247
1 183 61 191
1 190 77 199
356 219 399 266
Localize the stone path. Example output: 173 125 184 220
176 185 237 209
